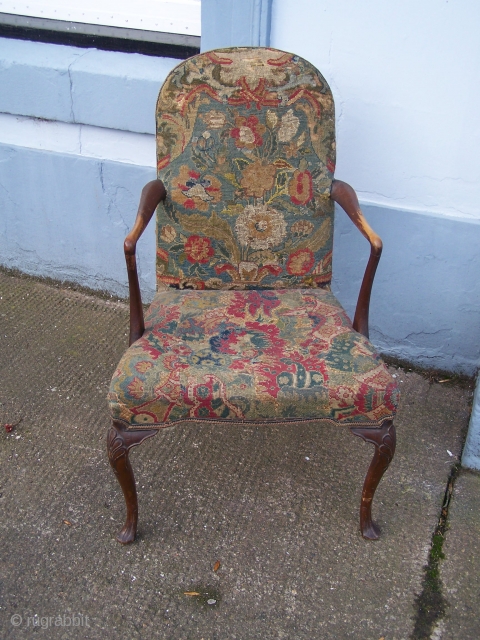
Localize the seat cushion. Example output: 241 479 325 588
108 289 399 428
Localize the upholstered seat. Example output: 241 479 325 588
107 46 399 545
109 288 398 428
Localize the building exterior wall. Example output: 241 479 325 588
269 0 480 465
1 1 479 379
269 0 480 376
270 0 480 223
0 140 156 298
0 38 176 299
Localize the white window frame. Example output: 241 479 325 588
0 0 200 48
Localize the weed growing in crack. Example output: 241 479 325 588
411 463 461 639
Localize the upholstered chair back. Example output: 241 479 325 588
155 47 336 291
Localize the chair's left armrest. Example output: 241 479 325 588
124 179 166 345
330 179 382 338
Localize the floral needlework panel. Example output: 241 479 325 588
108 289 399 429
155 47 336 291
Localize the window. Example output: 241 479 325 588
0 0 200 58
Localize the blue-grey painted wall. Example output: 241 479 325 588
0 142 156 299
201 0 272 50
462 378 480 470
2 126 478 374
333 205 480 374
0 37 165 297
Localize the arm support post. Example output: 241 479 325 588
124 179 166 345
330 179 383 338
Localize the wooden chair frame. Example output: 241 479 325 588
107 178 396 544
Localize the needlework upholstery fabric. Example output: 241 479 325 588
155 47 336 291
108 47 400 431
108 289 399 429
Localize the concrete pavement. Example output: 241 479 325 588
0 269 478 639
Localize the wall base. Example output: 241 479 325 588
1 141 479 376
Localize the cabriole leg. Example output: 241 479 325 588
107 420 157 544
350 420 396 540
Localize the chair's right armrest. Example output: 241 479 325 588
330 179 382 339
124 179 166 346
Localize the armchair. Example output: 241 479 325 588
107 47 399 544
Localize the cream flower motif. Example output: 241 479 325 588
160 224 177 243
291 220 314 236
202 110 227 129
205 277 224 289
231 116 265 149
238 127 255 145
278 109 300 142
266 110 278 129
238 262 259 281
235 204 287 250
218 50 288 86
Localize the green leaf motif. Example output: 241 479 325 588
221 203 244 216
223 173 241 188
297 218 331 252
233 157 250 173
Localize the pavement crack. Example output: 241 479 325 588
410 462 461 640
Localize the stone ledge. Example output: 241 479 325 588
0 113 156 166
0 36 178 134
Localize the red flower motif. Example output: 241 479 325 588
246 291 281 317
230 115 265 149
286 248 315 275
228 77 280 110
184 236 214 263
156 247 169 263
226 291 282 320
245 321 284 356
289 170 313 205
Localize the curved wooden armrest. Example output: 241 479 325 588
124 179 166 345
330 179 382 338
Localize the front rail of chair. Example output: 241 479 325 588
330 179 383 339
124 179 166 345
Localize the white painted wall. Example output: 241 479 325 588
271 0 480 221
